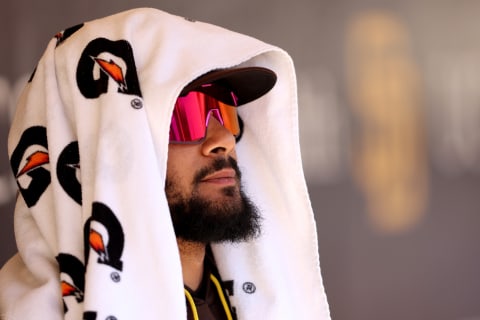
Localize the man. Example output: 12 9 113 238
167 68 276 319
0 8 330 320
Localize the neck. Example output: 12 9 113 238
177 238 207 291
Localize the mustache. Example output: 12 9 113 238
193 157 242 184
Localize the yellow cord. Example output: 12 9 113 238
184 274 233 320
209 274 233 320
184 288 199 320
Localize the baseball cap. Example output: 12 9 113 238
180 66 277 106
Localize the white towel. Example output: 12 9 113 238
0 8 330 320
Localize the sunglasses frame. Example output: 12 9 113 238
169 86 241 144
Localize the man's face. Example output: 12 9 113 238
166 118 261 243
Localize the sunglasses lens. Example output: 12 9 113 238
169 91 240 143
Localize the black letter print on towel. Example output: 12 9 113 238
10 126 50 207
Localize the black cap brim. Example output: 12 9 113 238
180 67 277 106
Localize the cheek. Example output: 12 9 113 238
165 164 189 203
166 151 195 194
166 162 185 189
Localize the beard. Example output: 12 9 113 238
165 157 262 244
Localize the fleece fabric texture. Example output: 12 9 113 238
0 8 330 320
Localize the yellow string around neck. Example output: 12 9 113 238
209 274 233 320
184 288 199 320
184 274 233 320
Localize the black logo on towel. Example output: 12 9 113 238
76 38 142 99
83 312 117 320
242 282 256 294
10 126 51 207
55 23 84 47
57 141 82 205
84 202 125 272
56 253 85 313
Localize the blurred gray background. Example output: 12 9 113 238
1 1 480 319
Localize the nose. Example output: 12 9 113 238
201 117 236 156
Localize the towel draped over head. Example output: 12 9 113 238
0 7 330 320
